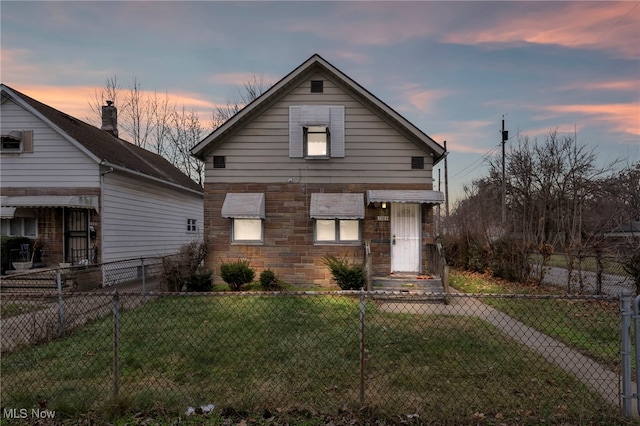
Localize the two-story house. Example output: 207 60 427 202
191 54 446 286
1 84 203 273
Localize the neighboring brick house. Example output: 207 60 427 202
191 54 446 286
1 84 203 272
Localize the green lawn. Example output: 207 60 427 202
0 293 626 424
450 270 621 370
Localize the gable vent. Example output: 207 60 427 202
310 80 324 93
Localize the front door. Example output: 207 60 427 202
390 203 421 273
65 209 89 264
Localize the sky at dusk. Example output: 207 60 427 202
2 1 639 204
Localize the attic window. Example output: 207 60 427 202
310 80 324 93
1 131 23 152
213 156 226 169
411 156 425 170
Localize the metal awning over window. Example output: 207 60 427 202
1 195 99 212
221 193 265 219
1 207 17 219
366 190 444 204
310 193 365 219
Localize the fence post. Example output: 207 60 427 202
621 290 633 416
359 289 366 407
56 268 65 337
112 291 120 400
634 295 640 415
141 257 147 304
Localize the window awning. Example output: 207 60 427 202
1 195 99 212
366 190 444 204
1 207 17 219
310 193 365 219
221 193 265 219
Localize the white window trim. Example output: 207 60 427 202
1 217 38 238
187 218 198 233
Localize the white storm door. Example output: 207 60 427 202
390 203 421 273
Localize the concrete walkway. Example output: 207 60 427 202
1 278 162 353
377 292 632 413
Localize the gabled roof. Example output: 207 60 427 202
191 54 446 163
1 84 202 194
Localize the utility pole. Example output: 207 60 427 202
437 168 442 235
501 117 508 223
444 140 449 218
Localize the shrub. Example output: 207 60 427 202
161 241 208 291
259 269 281 291
220 259 255 291
185 269 213 292
322 254 366 290
490 237 531 283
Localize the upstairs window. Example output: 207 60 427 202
187 218 197 233
304 126 329 157
1 130 33 153
289 105 344 159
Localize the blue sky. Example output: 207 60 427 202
2 1 638 203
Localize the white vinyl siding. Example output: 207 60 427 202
206 72 434 185
0 99 99 188
101 172 203 262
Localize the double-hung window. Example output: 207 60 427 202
310 193 364 245
221 193 265 244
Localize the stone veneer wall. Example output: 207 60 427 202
204 183 436 287
2 187 101 266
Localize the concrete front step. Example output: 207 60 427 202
371 275 444 293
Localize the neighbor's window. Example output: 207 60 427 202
1 132 22 152
232 218 263 243
187 218 197 233
304 126 329 157
315 219 360 243
1 218 37 237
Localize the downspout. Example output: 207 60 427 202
100 161 114 264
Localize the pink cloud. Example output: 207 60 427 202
541 103 640 137
444 2 639 59
8 85 220 130
430 120 497 155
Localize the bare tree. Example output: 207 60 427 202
89 74 271 185
212 74 270 129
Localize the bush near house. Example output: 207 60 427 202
220 259 255 291
259 269 282 291
161 241 209 291
322 255 366 290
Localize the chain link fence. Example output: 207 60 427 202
532 252 634 296
0 288 630 424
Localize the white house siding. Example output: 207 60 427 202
205 72 434 185
0 99 100 188
101 172 203 262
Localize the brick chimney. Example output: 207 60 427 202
101 101 118 137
